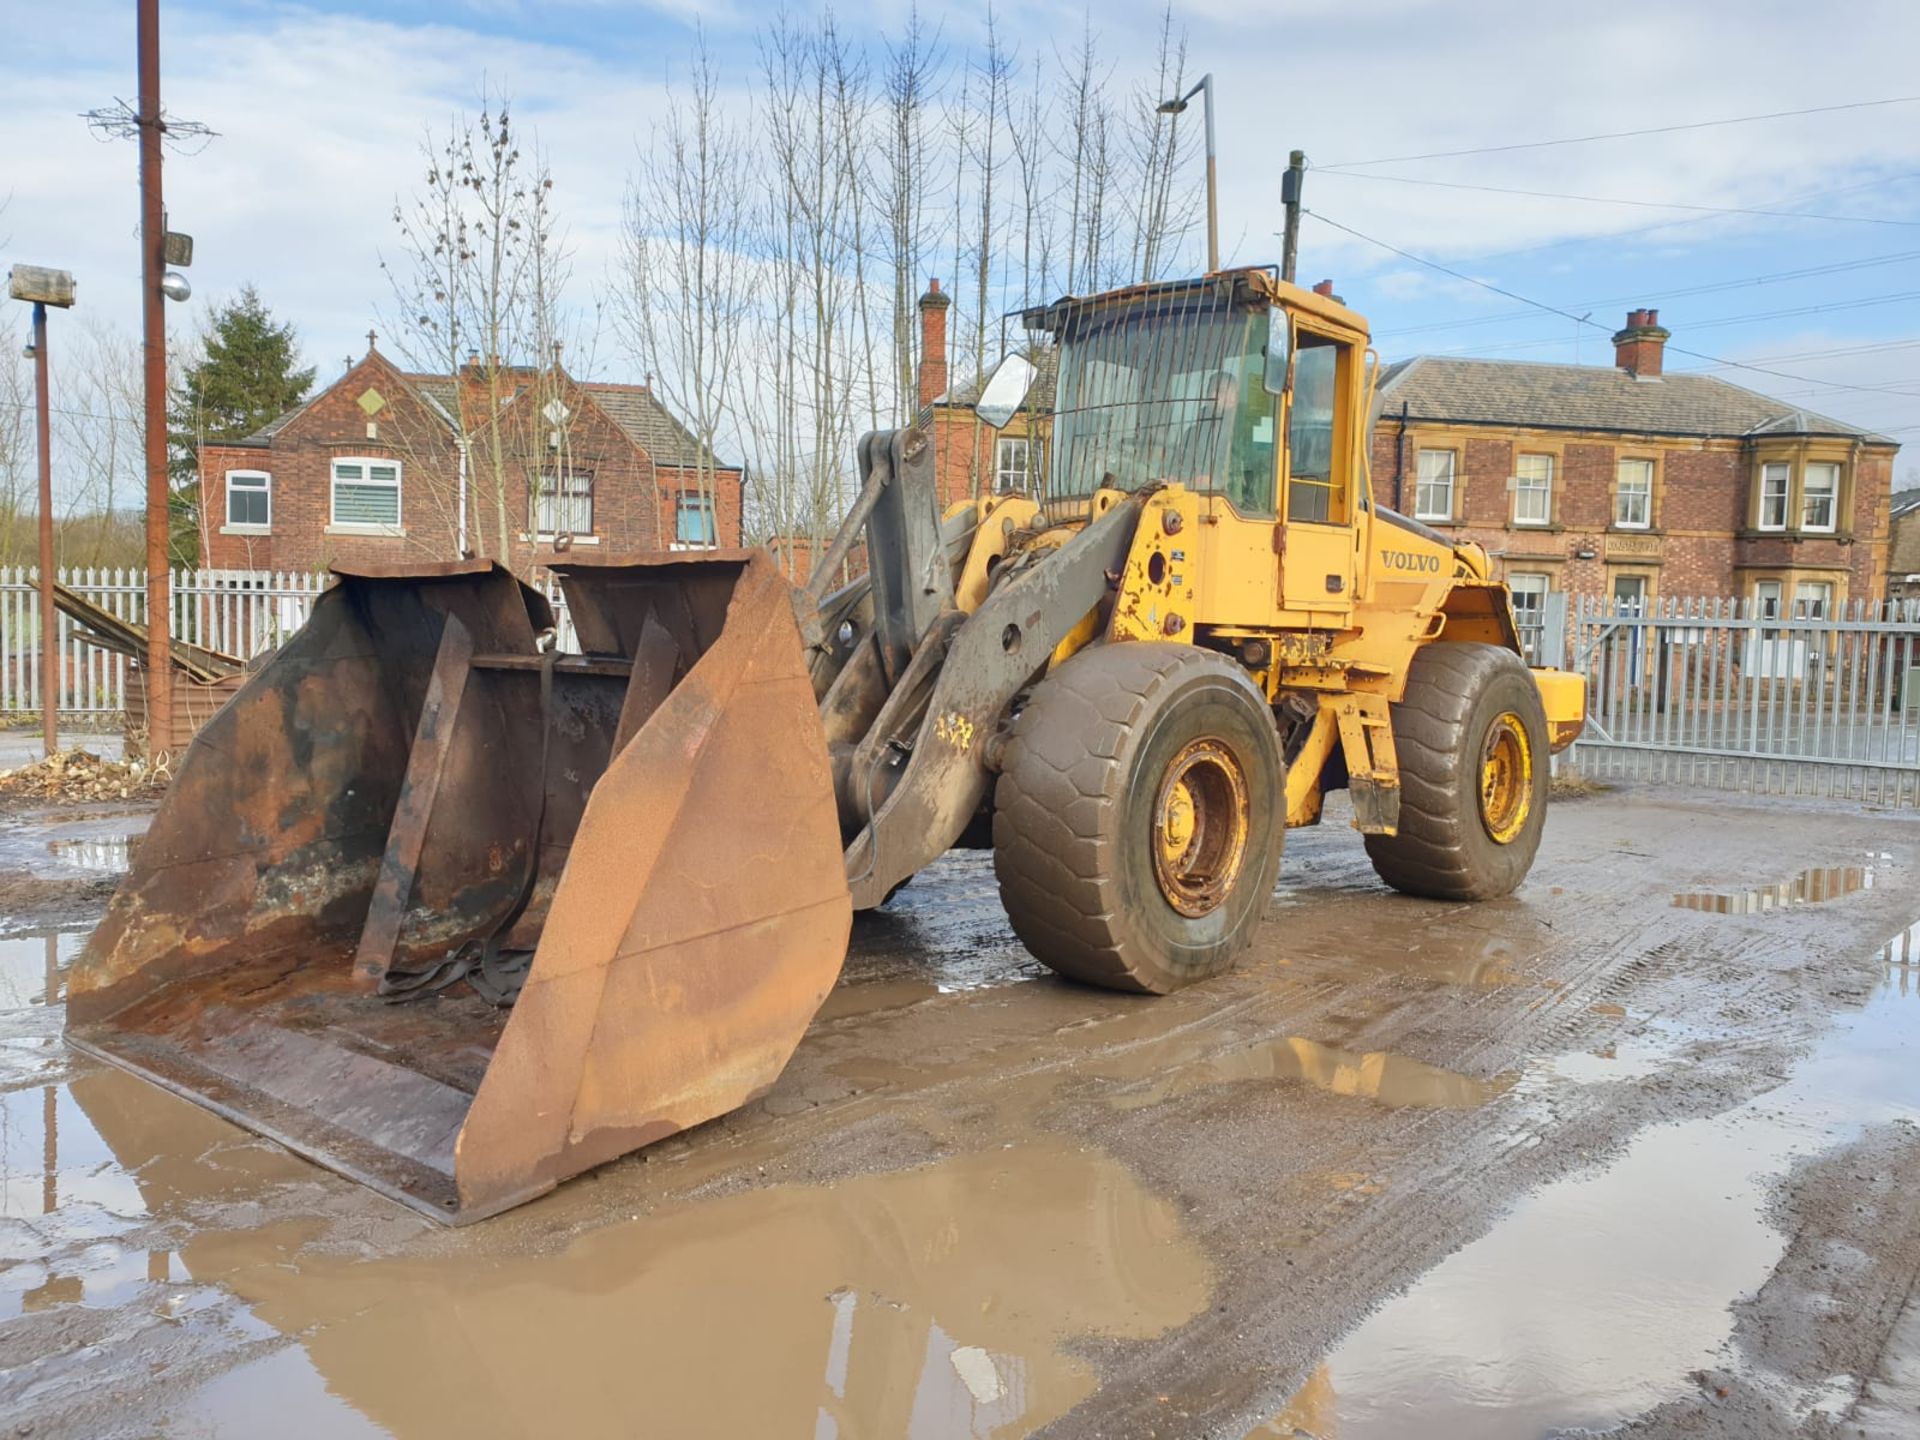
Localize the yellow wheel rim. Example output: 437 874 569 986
1479 711 1534 845
1152 739 1251 917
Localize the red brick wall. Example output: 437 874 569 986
1370 418 1896 605
655 465 744 550
198 356 740 573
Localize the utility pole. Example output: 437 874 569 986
1281 150 1306 284
137 0 172 756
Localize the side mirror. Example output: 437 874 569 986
1262 316 1292 397
975 354 1038 429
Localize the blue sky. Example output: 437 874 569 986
4 0 1918 480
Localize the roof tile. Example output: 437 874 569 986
1376 355 1893 444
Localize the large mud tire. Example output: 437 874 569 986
1364 642 1549 901
992 642 1285 995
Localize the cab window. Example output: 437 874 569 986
1287 334 1347 524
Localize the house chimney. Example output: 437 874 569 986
1612 307 1670 379
917 278 951 410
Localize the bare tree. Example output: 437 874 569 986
382 92 578 569
1128 6 1198 283
618 37 755 546
878 11 943 425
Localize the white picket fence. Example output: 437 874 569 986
0 567 328 718
0 566 585 719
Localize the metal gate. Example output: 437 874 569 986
1567 596 1920 806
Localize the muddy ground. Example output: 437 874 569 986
1 784 1917 1439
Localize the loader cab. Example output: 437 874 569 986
1026 271 1369 622
1029 278 1280 520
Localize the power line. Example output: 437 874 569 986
1304 208 1920 403
1315 168 1920 227
0 399 143 426
1422 294 1920 361
1319 95 1920 170
1687 336 1920 367
1450 170 1920 266
1376 251 1920 339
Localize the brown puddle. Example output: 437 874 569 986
157 1139 1212 1439
1672 864 1872 914
1248 919 1920 1439
1093 1033 1513 1113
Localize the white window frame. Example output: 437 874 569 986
1614 458 1653 530
995 436 1032 493
1512 454 1553 527
1757 462 1791 532
1801 462 1839 534
1507 571 1549 658
1752 579 1783 623
328 457 403 534
223 469 271 533
1612 573 1648 617
670 490 717 551
1793 580 1833 620
532 469 596 541
1414 448 1456 522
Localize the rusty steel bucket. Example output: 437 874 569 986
65 550 852 1222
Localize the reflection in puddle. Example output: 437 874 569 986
1529 1019 1696 1087
1255 924 1920 1440
0 1065 313 1324
1673 865 1871 914
45 834 133 874
161 1141 1211 1440
0 929 87 1010
1881 921 1919 1001
1096 1033 1512 1113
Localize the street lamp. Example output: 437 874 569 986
7 265 77 758
1156 73 1218 274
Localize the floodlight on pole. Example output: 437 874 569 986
160 270 191 302
6 264 77 758
1157 74 1217 273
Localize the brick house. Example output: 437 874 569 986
1369 310 1899 644
196 340 742 573
917 280 1056 508
1890 489 1920 601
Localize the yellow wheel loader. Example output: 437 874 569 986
66 269 1585 1220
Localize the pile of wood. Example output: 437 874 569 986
0 747 167 803
52 581 250 757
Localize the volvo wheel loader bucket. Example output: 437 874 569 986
65 550 852 1222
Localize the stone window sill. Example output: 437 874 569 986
325 523 406 538
1734 529 1853 543
220 524 271 537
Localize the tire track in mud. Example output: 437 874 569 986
1040 806 1920 1438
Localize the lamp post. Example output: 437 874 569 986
1156 73 1218 274
8 266 77 757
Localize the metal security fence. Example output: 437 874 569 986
0 568 328 719
1567 596 1920 806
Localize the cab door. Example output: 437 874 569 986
1278 323 1359 619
